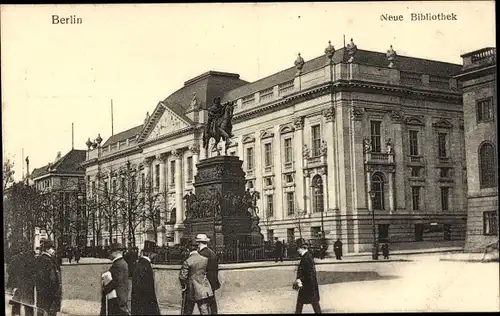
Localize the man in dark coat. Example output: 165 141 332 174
100 243 130 316
274 237 284 262
131 241 160 315
74 247 81 264
381 243 390 259
334 238 343 260
36 240 62 316
293 238 321 314
196 233 220 314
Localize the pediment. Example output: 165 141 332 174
432 119 453 129
260 130 275 140
405 117 425 126
242 135 255 144
140 102 191 142
279 125 295 134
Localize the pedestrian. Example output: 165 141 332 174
196 233 220 314
68 247 74 264
179 241 214 315
293 238 321 314
131 241 160 316
274 237 284 262
100 243 130 316
382 243 390 259
36 240 62 316
74 247 81 264
283 240 288 258
334 238 343 260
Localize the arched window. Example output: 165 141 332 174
312 175 324 213
371 173 385 210
479 142 497 188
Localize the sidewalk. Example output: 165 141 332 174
440 252 499 263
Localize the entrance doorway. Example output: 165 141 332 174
414 224 424 241
378 224 390 243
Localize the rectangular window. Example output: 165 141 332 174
246 147 254 170
267 229 274 242
287 228 295 243
285 174 294 183
264 143 273 167
440 168 451 178
440 187 450 211
483 211 499 236
370 121 382 153
264 177 273 187
438 133 447 158
112 179 116 194
286 192 295 215
284 138 293 163
170 161 175 185
411 187 421 211
266 195 274 217
311 125 322 156
477 98 493 122
141 173 145 191
155 164 160 189
411 167 420 177
409 130 419 156
187 156 193 182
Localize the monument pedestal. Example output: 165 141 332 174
183 155 263 246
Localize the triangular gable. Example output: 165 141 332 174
139 101 192 142
432 119 453 129
405 117 425 126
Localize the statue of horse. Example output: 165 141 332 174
249 191 260 216
202 101 235 156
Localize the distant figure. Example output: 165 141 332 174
179 241 214 315
197 234 220 314
274 237 284 262
68 247 74 264
334 239 343 260
100 243 130 316
293 238 321 314
283 239 288 258
36 240 62 316
381 244 390 259
131 241 160 315
74 247 81 264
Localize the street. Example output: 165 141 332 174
5 253 499 315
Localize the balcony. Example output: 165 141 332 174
365 152 394 165
409 155 423 163
462 47 496 70
246 169 255 177
438 156 452 164
278 80 295 96
307 156 322 165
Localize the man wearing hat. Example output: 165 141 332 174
100 243 130 316
131 241 160 315
293 238 321 314
196 233 221 314
179 241 214 315
35 240 62 316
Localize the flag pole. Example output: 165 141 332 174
111 99 114 136
72 122 74 149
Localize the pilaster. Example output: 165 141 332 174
293 116 305 213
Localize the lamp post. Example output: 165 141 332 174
368 190 379 260
77 192 83 247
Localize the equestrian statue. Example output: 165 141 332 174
202 96 235 156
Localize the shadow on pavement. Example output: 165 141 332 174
317 271 399 285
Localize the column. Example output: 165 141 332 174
237 135 244 158
190 145 200 182
157 153 167 193
323 106 337 210
366 168 372 211
254 133 263 212
173 149 184 244
304 170 311 215
391 110 405 210
320 168 328 215
273 126 283 220
293 116 305 213
388 167 395 214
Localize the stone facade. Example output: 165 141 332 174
83 45 468 253
455 47 498 252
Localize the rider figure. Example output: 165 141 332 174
206 97 234 139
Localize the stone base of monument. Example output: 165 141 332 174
183 155 263 246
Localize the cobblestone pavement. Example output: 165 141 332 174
5 253 498 315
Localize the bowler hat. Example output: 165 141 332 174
143 240 157 253
195 233 210 243
41 239 55 251
109 242 124 252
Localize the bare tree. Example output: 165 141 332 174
3 159 15 191
140 180 163 244
293 202 307 240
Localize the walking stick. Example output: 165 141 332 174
180 286 187 315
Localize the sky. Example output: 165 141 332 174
1 2 496 181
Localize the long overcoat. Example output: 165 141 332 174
100 257 130 316
198 247 221 291
296 250 320 304
131 257 160 315
36 253 62 315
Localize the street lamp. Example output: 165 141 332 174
368 190 379 260
77 192 84 247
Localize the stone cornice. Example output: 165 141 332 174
84 146 143 167
139 126 196 148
